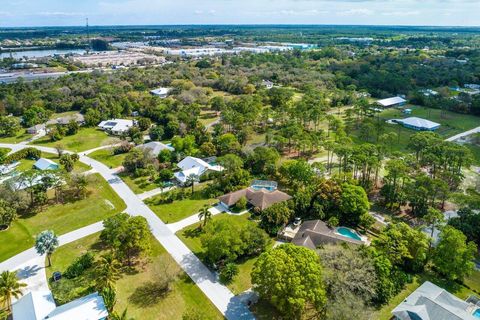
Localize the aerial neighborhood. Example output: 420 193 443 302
0 22 480 320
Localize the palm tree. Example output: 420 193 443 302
34 230 59 267
197 204 212 227
100 286 117 314
0 271 26 312
185 174 198 194
95 253 121 290
111 308 133 320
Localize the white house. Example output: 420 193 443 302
98 119 134 135
12 291 108 320
261 80 274 89
136 141 174 156
174 156 223 185
150 87 172 98
377 96 407 108
394 117 441 131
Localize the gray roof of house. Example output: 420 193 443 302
391 281 476 320
291 220 364 249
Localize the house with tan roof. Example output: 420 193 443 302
218 187 291 211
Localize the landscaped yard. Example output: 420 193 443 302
177 213 271 295
89 148 128 168
31 127 119 152
46 232 223 320
146 189 217 223
0 174 126 262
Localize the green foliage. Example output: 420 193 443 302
0 199 17 229
449 207 480 246
252 244 327 319
4 147 41 163
279 160 315 189
219 262 239 284
259 201 293 235
0 116 20 137
234 196 247 211
64 252 94 279
432 226 477 281
200 218 269 265
59 153 79 172
149 125 164 141
339 183 370 226
0 270 27 312
35 230 59 266
122 148 154 174
246 146 279 176
100 213 151 265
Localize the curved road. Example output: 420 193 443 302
0 143 254 320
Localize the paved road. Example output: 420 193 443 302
0 143 254 320
445 126 480 142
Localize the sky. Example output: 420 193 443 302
1 0 479 27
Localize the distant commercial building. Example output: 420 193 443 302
98 119 135 135
377 96 407 108
394 117 441 131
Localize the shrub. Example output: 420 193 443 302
63 252 95 279
113 142 132 155
4 147 41 163
219 263 239 284
235 196 248 211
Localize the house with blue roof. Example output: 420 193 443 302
33 158 59 171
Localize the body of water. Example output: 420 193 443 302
0 49 86 59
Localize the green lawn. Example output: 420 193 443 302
146 191 217 223
46 232 223 320
0 130 31 144
465 144 480 165
89 148 128 168
32 128 119 152
375 270 480 320
0 174 126 262
177 213 269 294
119 173 159 194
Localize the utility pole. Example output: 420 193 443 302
86 18 90 52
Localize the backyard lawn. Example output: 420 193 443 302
32 128 119 152
177 213 271 294
146 189 217 223
46 232 223 320
89 148 128 168
0 174 126 262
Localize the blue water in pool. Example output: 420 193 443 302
336 227 362 241
473 309 480 318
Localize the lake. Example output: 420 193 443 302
0 49 86 59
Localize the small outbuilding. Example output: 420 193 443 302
34 158 59 171
377 96 407 108
394 117 441 131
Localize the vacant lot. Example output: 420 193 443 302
47 232 223 320
0 174 125 262
89 148 128 168
32 128 119 152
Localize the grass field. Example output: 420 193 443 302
32 128 119 152
177 213 269 294
146 190 217 223
46 232 223 320
89 148 128 168
0 174 126 262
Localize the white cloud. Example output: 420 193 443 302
338 8 374 16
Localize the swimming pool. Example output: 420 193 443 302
473 308 480 318
336 227 362 241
